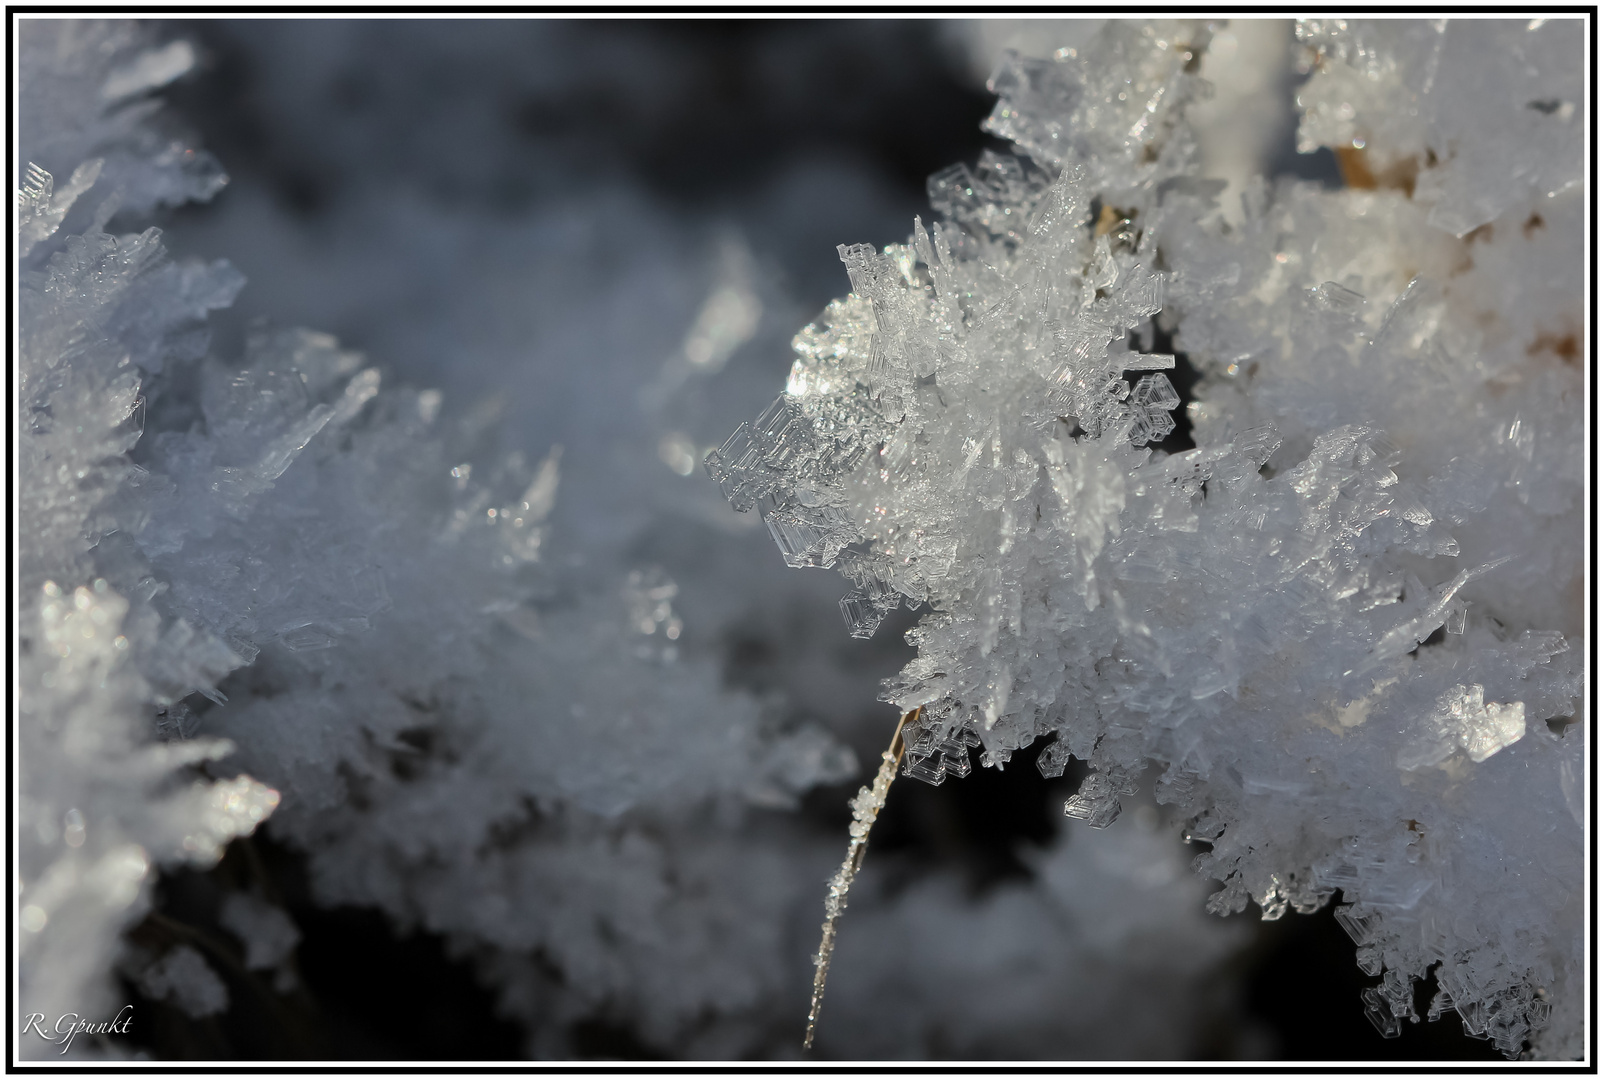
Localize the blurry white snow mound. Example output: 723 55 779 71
1187 21 1296 224
713 18 1583 1059
22 17 1268 1061
219 892 301 973
136 945 230 1019
821 796 1250 1059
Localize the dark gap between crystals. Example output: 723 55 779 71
866 739 1081 896
1127 321 1201 456
119 834 525 1060
1240 898 1506 1060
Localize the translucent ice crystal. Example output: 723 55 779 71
714 18 1583 1059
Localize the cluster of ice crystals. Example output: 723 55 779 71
1398 682 1528 770
716 19 1582 1059
17 22 281 1053
19 20 225 216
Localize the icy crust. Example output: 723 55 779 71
713 19 1582 1058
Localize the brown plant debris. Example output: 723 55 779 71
1335 145 1419 198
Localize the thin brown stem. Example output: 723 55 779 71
803 706 917 1052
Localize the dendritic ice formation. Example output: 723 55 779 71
712 19 1585 1059
19 18 863 1059
18 20 278 1048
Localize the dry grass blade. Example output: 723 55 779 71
803 706 918 1052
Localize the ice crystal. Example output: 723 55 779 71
19 20 225 215
716 18 1583 1059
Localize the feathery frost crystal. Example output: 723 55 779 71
715 19 1584 1059
18 20 272 1049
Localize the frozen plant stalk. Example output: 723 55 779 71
805 708 914 1051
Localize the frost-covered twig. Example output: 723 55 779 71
805 707 915 1051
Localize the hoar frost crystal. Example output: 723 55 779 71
712 19 1584 1058
17 19 282 1044
19 19 864 1058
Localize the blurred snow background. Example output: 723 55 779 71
17 17 1522 1061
